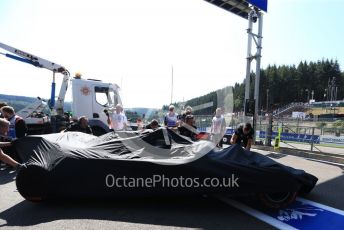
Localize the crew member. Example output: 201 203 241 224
178 115 198 141
65 116 93 134
230 123 254 151
0 118 25 169
144 119 160 130
0 102 8 118
0 106 28 139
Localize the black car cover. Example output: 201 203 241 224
14 128 318 200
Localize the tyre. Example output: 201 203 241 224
258 191 297 209
16 165 48 202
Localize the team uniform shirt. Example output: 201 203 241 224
145 124 161 130
164 112 178 127
110 112 127 130
234 127 254 147
66 123 93 134
8 115 27 139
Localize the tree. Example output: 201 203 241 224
162 59 344 114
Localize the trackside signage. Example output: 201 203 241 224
247 0 268 12
257 131 320 144
320 135 344 146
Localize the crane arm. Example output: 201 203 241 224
0 42 70 116
0 42 66 73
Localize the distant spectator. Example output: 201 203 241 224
178 115 198 141
66 116 93 134
164 105 179 128
144 119 160 130
1 106 28 139
136 118 144 130
210 108 226 147
108 104 127 131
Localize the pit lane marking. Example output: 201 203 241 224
216 195 344 230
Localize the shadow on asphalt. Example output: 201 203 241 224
0 196 274 230
303 173 344 210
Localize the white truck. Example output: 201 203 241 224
0 42 122 136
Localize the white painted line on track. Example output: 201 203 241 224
301 158 344 167
253 148 344 167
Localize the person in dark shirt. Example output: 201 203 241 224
66 116 93 135
230 123 254 151
144 119 160 130
179 106 193 122
178 115 198 141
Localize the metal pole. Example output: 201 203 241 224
244 12 254 113
266 88 269 113
311 127 315 152
265 113 272 146
253 12 263 141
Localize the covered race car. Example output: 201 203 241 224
14 128 318 208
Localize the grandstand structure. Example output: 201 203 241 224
273 100 344 119
273 102 307 117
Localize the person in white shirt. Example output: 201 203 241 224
108 104 127 131
210 108 226 147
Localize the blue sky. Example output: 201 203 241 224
263 0 344 68
0 0 343 108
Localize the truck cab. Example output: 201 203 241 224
71 77 121 136
0 42 122 136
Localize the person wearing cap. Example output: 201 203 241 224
108 104 127 131
164 105 179 128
